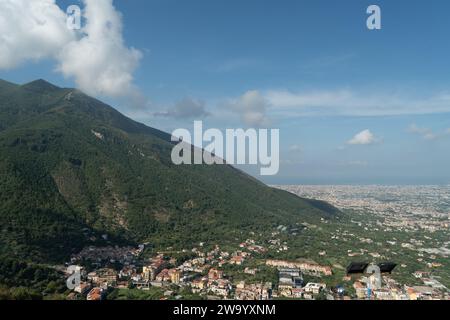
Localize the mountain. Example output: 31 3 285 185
0 79 339 263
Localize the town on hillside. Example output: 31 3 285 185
65 234 449 301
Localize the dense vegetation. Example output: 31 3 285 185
0 256 67 300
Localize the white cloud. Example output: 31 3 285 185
57 0 142 99
289 144 302 152
408 124 437 140
339 160 369 167
218 88 450 122
0 0 74 69
347 129 378 145
265 89 450 117
155 97 210 119
267 90 354 110
225 90 271 127
408 124 450 140
0 0 142 103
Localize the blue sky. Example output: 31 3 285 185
2 0 450 184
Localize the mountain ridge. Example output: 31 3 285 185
0 79 339 263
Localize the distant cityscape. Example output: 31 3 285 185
276 185 450 234
278 185 450 211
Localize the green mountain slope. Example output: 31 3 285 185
0 79 339 263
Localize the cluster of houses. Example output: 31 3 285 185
274 267 327 299
69 261 448 301
67 241 270 300
66 235 448 301
266 259 333 277
68 267 119 301
351 273 449 300
69 245 145 272
235 282 272 300
239 239 268 254
129 247 262 299
190 269 232 298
